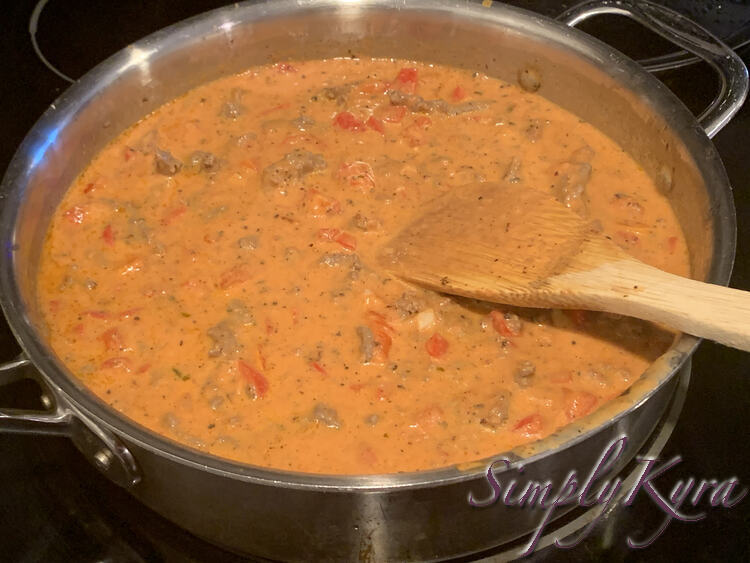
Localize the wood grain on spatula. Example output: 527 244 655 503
378 182 750 352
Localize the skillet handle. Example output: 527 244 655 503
558 0 749 138
0 354 141 488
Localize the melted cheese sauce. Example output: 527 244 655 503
37 59 689 474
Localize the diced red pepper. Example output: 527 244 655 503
450 85 466 102
64 206 86 224
310 361 328 376
395 67 419 93
100 328 124 352
490 310 521 337
238 360 269 398
513 414 543 437
425 333 449 358
564 390 598 421
333 111 366 132
366 116 385 134
102 224 115 246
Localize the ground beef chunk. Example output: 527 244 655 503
206 321 240 358
261 149 326 191
154 149 182 176
356 325 375 364
312 403 341 428
387 90 490 115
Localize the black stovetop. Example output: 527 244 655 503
0 2 748 561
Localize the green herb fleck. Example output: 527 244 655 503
172 367 190 381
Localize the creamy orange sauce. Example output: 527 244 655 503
37 59 689 474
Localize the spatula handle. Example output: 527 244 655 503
584 260 750 351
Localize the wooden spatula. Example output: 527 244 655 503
377 182 750 351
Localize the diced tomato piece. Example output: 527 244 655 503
338 161 375 190
318 228 341 242
48 300 61 314
310 361 328 376
615 230 640 246
349 383 365 392
101 357 132 370
123 147 136 162
367 311 395 360
359 80 391 94
450 85 466 102
667 236 678 254
333 111 366 132
274 62 297 73
414 116 432 128
218 263 252 290
238 360 269 398
84 310 111 320
161 205 187 226
490 310 521 337
513 414 543 437
366 116 385 134
318 228 357 250
136 363 151 374
425 333 449 358
563 309 588 327
64 206 86 224
401 116 432 147
376 105 407 123
258 102 291 117
71 323 84 335
564 390 598 421
395 67 419 93
100 328 124 352
282 133 325 147
373 326 393 358
415 405 445 429
334 231 357 250
358 443 378 466
83 182 97 194
306 189 342 217
102 224 115 246
257 344 267 370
